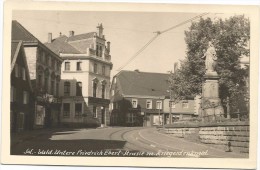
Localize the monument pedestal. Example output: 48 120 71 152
201 71 224 122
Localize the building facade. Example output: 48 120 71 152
45 24 113 127
12 21 63 128
11 41 34 132
163 98 196 124
110 70 197 127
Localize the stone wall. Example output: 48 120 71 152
199 124 249 153
163 121 249 154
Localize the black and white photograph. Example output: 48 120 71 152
1 1 259 169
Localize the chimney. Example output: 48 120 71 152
107 41 110 52
134 69 140 73
69 31 74 37
48 33 52 43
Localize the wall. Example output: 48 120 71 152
163 99 195 115
24 47 37 80
163 122 249 154
199 124 249 153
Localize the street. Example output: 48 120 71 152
11 127 247 158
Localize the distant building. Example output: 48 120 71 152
12 21 63 128
11 41 33 132
45 24 113 127
110 70 196 127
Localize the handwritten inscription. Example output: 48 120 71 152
23 148 209 157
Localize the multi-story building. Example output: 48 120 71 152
110 70 197 127
163 98 196 124
12 21 63 128
45 23 113 127
11 40 33 132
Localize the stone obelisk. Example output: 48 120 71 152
201 42 224 122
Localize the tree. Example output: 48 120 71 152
171 15 250 114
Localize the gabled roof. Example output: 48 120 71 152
115 70 169 97
12 20 38 42
11 41 20 63
12 20 63 62
67 32 95 42
11 40 33 92
45 35 81 55
45 32 97 55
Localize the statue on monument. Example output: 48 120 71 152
202 41 217 73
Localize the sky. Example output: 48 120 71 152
12 11 236 77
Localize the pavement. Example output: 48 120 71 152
10 127 248 158
137 128 248 158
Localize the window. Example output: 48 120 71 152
76 82 82 96
52 59 55 68
127 113 136 123
57 63 60 71
64 82 70 96
65 62 70 71
94 63 97 73
41 52 45 63
93 106 97 118
102 84 105 99
77 62 82 71
14 64 19 77
99 46 102 57
56 83 59 96
46 56 49 65
102 65 105 75
51 80 55 95
169 101 175 109
111 90 115 96
96 45 99 56
44 77 48 92
38 74 42 87
146 100 152 109
182 101 188 108
23 91 29 104
63 103 70 117
156 101 162 110
22 67 26 80
132 99 138 108
112 102 117 110
75 103 82 117
93 81 97 97
54 61 57 70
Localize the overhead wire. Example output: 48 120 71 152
116 12 209 72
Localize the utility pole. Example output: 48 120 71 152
169 89 172 124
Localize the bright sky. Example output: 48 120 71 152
12 11 234 77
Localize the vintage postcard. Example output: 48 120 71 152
1 0 259 169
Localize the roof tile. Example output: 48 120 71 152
67 32 95 42
116 70 169 97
